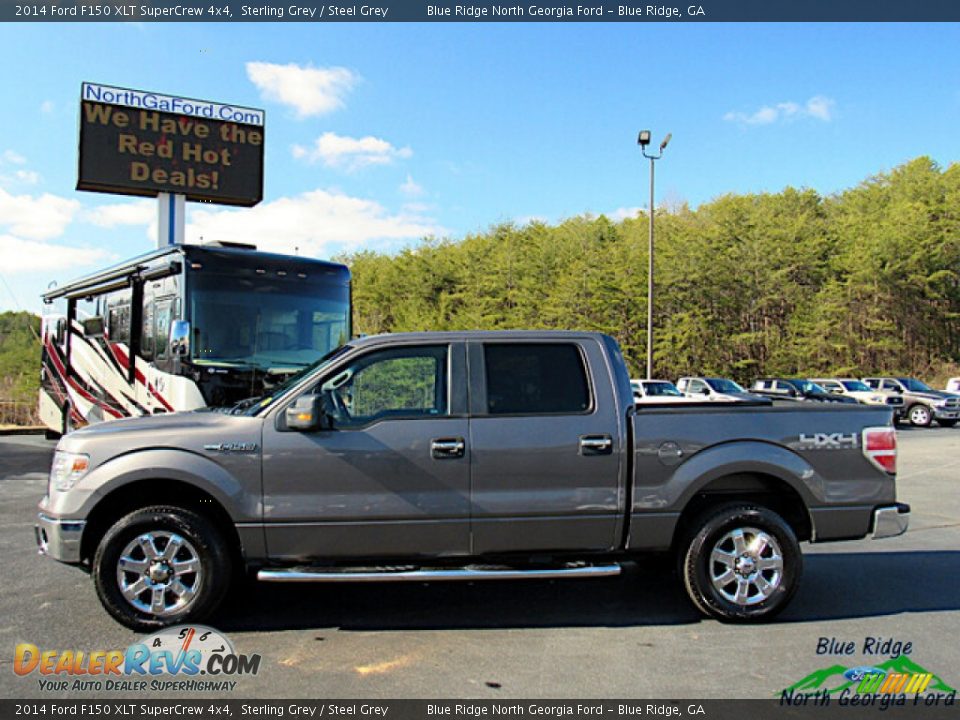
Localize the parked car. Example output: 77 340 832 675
810 378 905 421
750 378 860 404
946 378 960 394
631 379 700 404
862 377 960 427
37 330 907 629
677 376 768 402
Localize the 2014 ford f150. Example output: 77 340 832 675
36 331 909 630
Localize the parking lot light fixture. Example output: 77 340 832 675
638 130 671 379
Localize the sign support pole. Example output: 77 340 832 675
157 192 186 247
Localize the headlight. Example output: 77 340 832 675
50 451 90 492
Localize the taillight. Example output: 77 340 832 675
863 426 897 474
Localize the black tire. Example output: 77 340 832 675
937 419 957 428
680 503 802 623
907 404 933 427
92 506 232 631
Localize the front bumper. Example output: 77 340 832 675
871 503 910 540
933 408 960 420
35 513 86 563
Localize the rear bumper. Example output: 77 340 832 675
35 513 85 563
871 503 910 540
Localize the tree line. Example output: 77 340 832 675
345 156 960 384
2 155 957 424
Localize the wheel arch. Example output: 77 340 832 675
672 471 813 550
80 479 243 568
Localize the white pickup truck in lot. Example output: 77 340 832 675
677 377 767 402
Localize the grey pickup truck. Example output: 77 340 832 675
37 331 909 630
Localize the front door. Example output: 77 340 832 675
261 342 470 562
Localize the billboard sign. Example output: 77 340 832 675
77 83 265 207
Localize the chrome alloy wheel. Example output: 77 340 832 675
909 405 931 426
116 531 203 616
709 527 783 606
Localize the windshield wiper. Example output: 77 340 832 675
230 395 263 414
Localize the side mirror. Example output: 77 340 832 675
285 394 334 432
169 320 191 356
700 388 710 396
82 316 105 337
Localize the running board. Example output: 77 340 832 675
257 563 622 583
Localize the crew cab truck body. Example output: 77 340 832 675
37 331 909 630
750 378 860 405
810 378 905 422
862 377 960 428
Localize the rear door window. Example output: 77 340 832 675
483 343 591 415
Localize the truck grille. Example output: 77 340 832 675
945 398 960 409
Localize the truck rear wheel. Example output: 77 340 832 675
92 506 232 631
680 503 801 623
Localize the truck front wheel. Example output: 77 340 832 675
908 404 933 427
680 504 802 622
92 506 232 631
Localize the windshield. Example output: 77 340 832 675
189 273 350 370
899 378 933 393
841 380 871 392
643 382 683 397
244 344 353 415
706 378 745 394
790 380 827 394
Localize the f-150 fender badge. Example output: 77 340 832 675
203 442 259 453
796 432 858 450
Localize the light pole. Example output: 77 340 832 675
637 130 671 380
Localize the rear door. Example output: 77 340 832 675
467 339 623 554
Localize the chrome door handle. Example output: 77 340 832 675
431 438 465 459
579 435 613 455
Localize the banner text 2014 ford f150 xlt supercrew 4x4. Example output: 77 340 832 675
37 331 908 629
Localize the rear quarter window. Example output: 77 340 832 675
484 343 591 415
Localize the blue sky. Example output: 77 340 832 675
0 21 957 312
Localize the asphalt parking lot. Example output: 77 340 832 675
1 428 958 699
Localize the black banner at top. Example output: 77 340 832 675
6 0 960 22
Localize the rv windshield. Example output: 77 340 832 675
189 273 350 370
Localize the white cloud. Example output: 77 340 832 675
246 61 358 118
40 100 55 115
399 174 424 197
609 207 645 221
83 199 155 228
292 132 412 171
724 96 836 125
0 188 80 240
3 150 27 165
804 96 834 121
185 188 443 257
14 170 40 185
0 235 112 272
